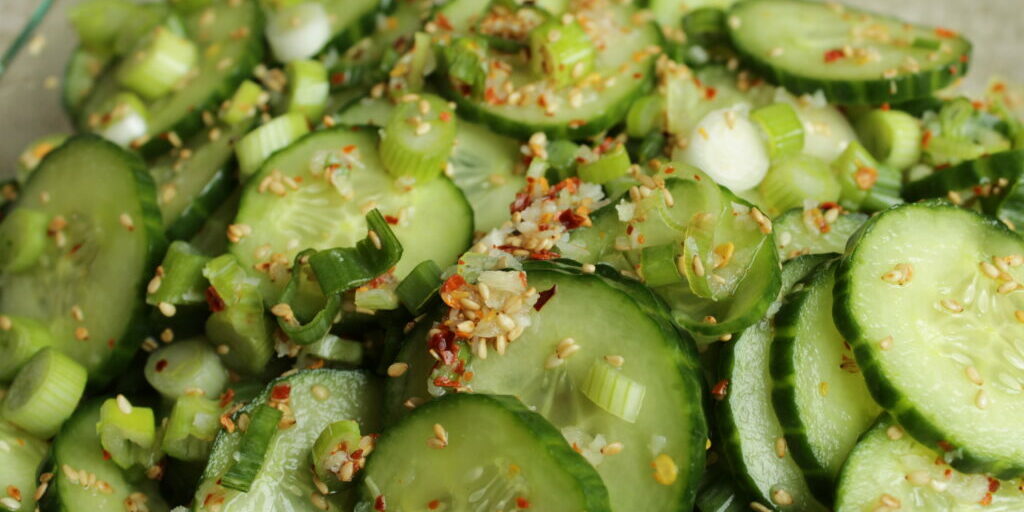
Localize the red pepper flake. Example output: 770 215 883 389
330 72 346 86
988 477 1001 493
972 100 986 110
428 500 440 510
993 82 1006 93
664 166 676 174
558 209 587 229
693 173 702 181
384 215 400 225
704 87 718 100
820 202 841 210
342 144 357 154
823 48 845 63
435 12 453 31
960 54 969 63
980 492 993 506
206 286 226 312
935 27 958 38
534 285 557 311
632 72 642 79
107 338 115 349
485 87 499 104
440 274 467 308
516 497 530 509
510 191 533 214
944 468 953 478
854 166 878 191
155 359 169 372
219 388 236 408
626 224 635 235
373 495 387 511
271 384 291 402
439 111 452 122
711 379 729 400
949 65 959 76
102 450 112 461
921 130 933 149
880 102 891 111
937 440 954 452
527 250 560 261
69 242 84 255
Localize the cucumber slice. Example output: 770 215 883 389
411 265 706 511
0 422 48 512
771 259 882 501
716 254 832 512
63 47 112 120
336 98 526 233
230 127 473 305
727 0 972 105
40 399 169 512
150 121 252 240
193 370 382 511
836 415 1024 511
77 0 263 157
903 150 1024 223
834 201 1024 478
0 136 166 383
361 393 610 511
773 206 867 261
436 1 660 139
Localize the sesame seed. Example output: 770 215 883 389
879 336 894 350
216 344 230 355
74 326 89 341
769 47 784 58
116 394 133 415
601 442 624 455
880 494 901 508
771 489 793 506
403 397 423 409
691 255 706 277
749 503 771 512
0 316 10 331
750 207 772 234
310 492 329 510
975 389 990 409
582 263 596 274
775 437 787 458
459 298 481 310
62 464 78 483
415 122 431 136
652 454 678 485
147 275 162 295
886 425 904 440
368 230 382 250
605 355 624 367
719 333 733 341
906 470 931 486
34 481 48 501
675 255 688 277
980 261 1000 279
158 302 177 317
704 315 717 325
999 281 1019 294
270 303 297 324
160 328 174 343
819 381 829 396
940 298 963 313
387 362 409 377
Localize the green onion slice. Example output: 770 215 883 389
751 102 805 159
1 347 87 438
580 359 646 424
96 396 156 469
221 404 283 492
395 259 442 314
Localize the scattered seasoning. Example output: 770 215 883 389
534 285 557 311
652 454 678 485
711 379 729 400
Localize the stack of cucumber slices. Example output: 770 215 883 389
2 0 1024 510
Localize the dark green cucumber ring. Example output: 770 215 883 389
166 166 235 241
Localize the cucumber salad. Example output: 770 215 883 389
2 0 1024 510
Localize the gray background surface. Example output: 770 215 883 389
1 0 1022 169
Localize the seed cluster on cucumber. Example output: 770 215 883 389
5 0 1024 510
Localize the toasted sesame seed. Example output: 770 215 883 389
771 489 793 506
310 385 329 401
980 261 1000 279
216 344 230 355
147 275 162 295
879 336 894 350
582 263 596 274
310 492 329 510
0 316 10 331
999 281 1019 294
34 481 48 501
456 320 475 334
769 47 784 58
459 298 481 311
157 302 177 317
605 355 624 367
750 207 772 233
601 442 624 455
940 298 963 313
719 334 733 341
368 230 382 250
880 494 901 508
975 389 990 409
749 503 771 512
704 315 717 325
692 255 706 277
403 397 423 409
160 328 174 343
775 437 787 458
387 362 409 378
652 454 678 485
116 394 133 414
906 470 931 486
886 425 904 440
74 326 89 341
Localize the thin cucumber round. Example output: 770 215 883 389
412 264 706 511
770 259 882 502
773 207 868 261
834 201 1024 478
0 136 166 384
361 393 611 511
836 415 1024 511
77 0 264 157
727 0 972 105
435 0 661 139
193 370 382 511
229 127 473 305
40 399 170 512
716 254 832 512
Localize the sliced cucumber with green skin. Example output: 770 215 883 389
836 415 1024 511
230 127 473 305
0 136 166 384
150 121 252 241
317 0 380 55
337 98 526 233
834 201 1024 478
773 207 867 261
193 370 382 511
40 399 169 512
770 259 881 502
62 47 111 120
326 0 425 92
694 464 750 512
716 254 831 512
445 265 705 511
78 0 263 158
0 422 48 512
360 393 610 512
189 188 240 256
436 1 660 139
903 150 1024 223
727 0 972 105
